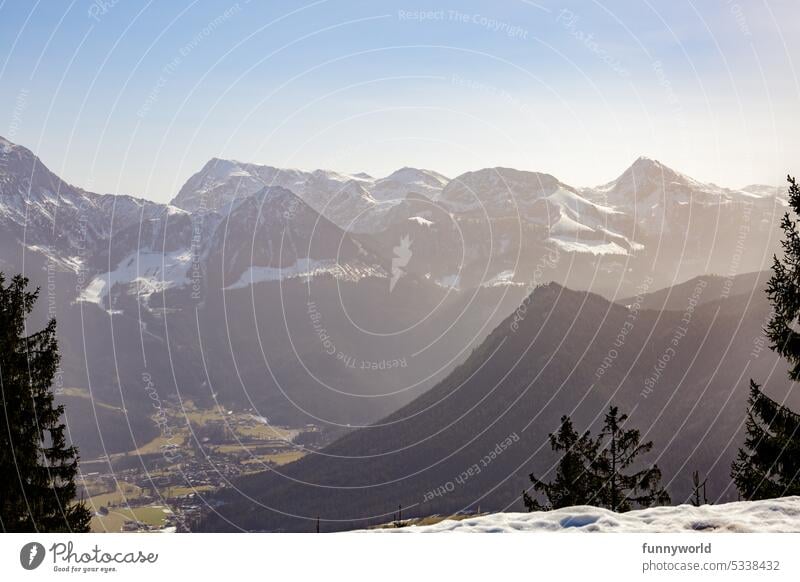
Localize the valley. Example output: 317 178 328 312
74 396 324 532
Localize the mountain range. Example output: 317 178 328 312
2 134 782 304
0 135 788 490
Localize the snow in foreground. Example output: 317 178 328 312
370 497 800 533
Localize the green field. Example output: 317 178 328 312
91 505 171 532
86 481 144 507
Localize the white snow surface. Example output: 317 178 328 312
435 274 461 289
367 498 800 533
550 236 629 256
481 270 524 288
78 250 193 305
25 245 83 273
408 216 434 227
225 258 387 289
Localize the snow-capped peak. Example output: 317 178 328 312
383 167 449 186
203 157 251 178
632 154 662 167
611 156 687 188
369 167 449 202
0 134 20 153
590 156 737 211
439 167 565 212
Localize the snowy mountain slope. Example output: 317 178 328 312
438 167 635 255
371 497 800 533
80 185 389 310
440 167 579 214
591 156 746 207
202 185 388 290
173 159 449 210
362 167 642 293
585 156 776 235
570 156 784 292
0 135 168 262
78 248 194 307
370 167 449 202
172 157 403 233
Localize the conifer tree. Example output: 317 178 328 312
523 416 599 510
765 177 800 379
0 274 91 532
731 381 800 498
732 176 800 499
593 406 670 511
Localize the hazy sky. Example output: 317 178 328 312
1 0 798 203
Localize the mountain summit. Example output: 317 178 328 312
591 156 768 212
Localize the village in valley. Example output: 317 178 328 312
75 397 323 533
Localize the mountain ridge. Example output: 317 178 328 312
203 278 793 531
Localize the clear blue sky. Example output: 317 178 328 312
1 0 798 202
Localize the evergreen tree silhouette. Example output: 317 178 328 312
593 406 670 511
523 416 599 510
0 274 91 532
731 381 800 498
732 176 800 499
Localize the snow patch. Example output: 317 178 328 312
25 245 84 273
481 270 524 288
547 187 619 217
435 274 461 289
550 213 595 237
225 258 386 289
366 497 800 533
166 205 188 216
550 236 629 256
408 216 434 227
78 250 193 306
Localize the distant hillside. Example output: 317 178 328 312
203 282 795 532
617 271 770 311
